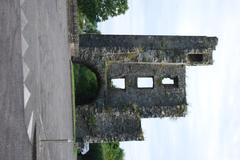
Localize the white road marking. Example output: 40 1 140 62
23 61 30 82
21 34 28 56
21 10 28 31
24 84 31 108
27 111 34 142
39 114 46 132
21 0 35 145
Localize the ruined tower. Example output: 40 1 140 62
72 34 218 143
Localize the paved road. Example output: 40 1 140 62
0 0 75 159
0 1 32 160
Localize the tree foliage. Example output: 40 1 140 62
77 0 128 23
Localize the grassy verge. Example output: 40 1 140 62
71 62 78 156
71 62 76 140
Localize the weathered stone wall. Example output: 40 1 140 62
76 105 143 143
73 34 218 143
78 34 217 50
106 62 186 118
71 61 187 118
75 34 218 65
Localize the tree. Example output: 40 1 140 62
78 0 128 23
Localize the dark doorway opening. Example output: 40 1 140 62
188 54 203 63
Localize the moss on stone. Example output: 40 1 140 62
126 53 138 61
87 114 96 127
156 77 163 86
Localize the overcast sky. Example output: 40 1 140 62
98 0 240 159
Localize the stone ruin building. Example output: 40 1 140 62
72 34 218 144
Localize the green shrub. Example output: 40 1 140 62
74 64 99 105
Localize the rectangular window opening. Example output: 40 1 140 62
137 77 154 89
188 54 203 63
111 78 125 89
161 77 178 88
